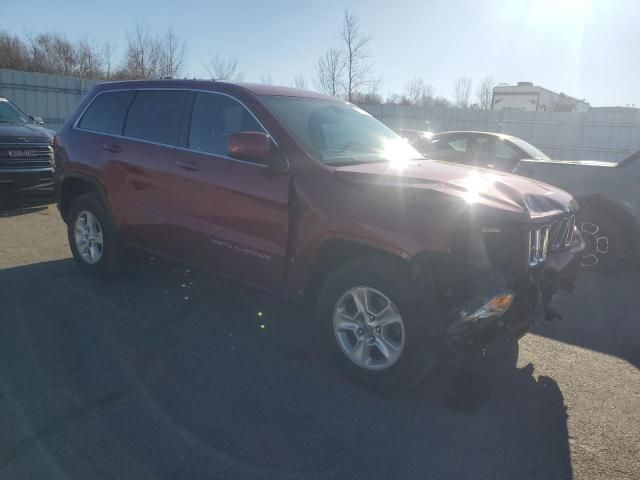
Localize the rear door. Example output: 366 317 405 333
99 89 192 254
168 91 291 292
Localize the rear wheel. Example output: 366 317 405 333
315 257 438 392
67 193 121 279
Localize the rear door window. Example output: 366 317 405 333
188 92 264 158
123 90 192 146
78 90 135 135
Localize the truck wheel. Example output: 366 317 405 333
315 257 438 392
67 193 121 279
579 209 625 272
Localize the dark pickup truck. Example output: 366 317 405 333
0 96 55 197
54 80 585 390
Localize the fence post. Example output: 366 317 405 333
576 112 585 160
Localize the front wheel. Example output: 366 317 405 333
314 257 438 392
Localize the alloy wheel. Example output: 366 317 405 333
74 210 104 265
333 286 405 371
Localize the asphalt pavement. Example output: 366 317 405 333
0 201 638 480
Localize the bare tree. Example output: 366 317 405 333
453 76 472 108
315 48 344 97
102 41 115 79
119 21 163 79
0 32 29 70
76 38 105 79
291 74 308 90
385 93 411 106
25 32 77 76
352 91 383 104
339 9 375 102
159 27 186 78
0 24 183 81
206 55 243 81
433 96 451 108
475 76 494 110
405 76 435 106
260 74 273 84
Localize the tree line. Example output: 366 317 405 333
0 22 185 80
0 12 496 109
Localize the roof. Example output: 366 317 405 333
93 79 340 101
232 82 338 100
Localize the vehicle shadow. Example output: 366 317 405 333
0 255 572 479
0 196 52 218
533 269 640 368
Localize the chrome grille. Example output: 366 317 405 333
529 225 549 267
0 144 53 170
529 214 574 267
548 215 575 250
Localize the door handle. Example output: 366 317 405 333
102 144 122 154
175 159 202 172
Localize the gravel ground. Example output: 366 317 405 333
0 201 638 480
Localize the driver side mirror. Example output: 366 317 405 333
227 132 287 171
30 116 44 125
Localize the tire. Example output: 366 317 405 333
67 193 121 279
314 257 439 392
579 208 626 272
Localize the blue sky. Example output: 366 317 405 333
2 0 639 107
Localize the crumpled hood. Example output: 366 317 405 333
0 123 54 144
334 159 577 220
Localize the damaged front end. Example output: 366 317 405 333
414 213 585 354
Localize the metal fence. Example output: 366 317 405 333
361 104 640 161
0 69 100 131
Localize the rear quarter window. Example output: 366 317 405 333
78 90 135 135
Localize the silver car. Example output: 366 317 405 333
413 131 640 271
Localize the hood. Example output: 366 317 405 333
333 159 576 220
0 123 54 144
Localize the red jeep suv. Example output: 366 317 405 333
54 80 585 390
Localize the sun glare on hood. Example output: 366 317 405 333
460 170 498 204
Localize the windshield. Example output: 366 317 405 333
507 135 551 161
259 95 422 165
0 98 31 124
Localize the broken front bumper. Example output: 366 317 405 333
446 226 585 352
